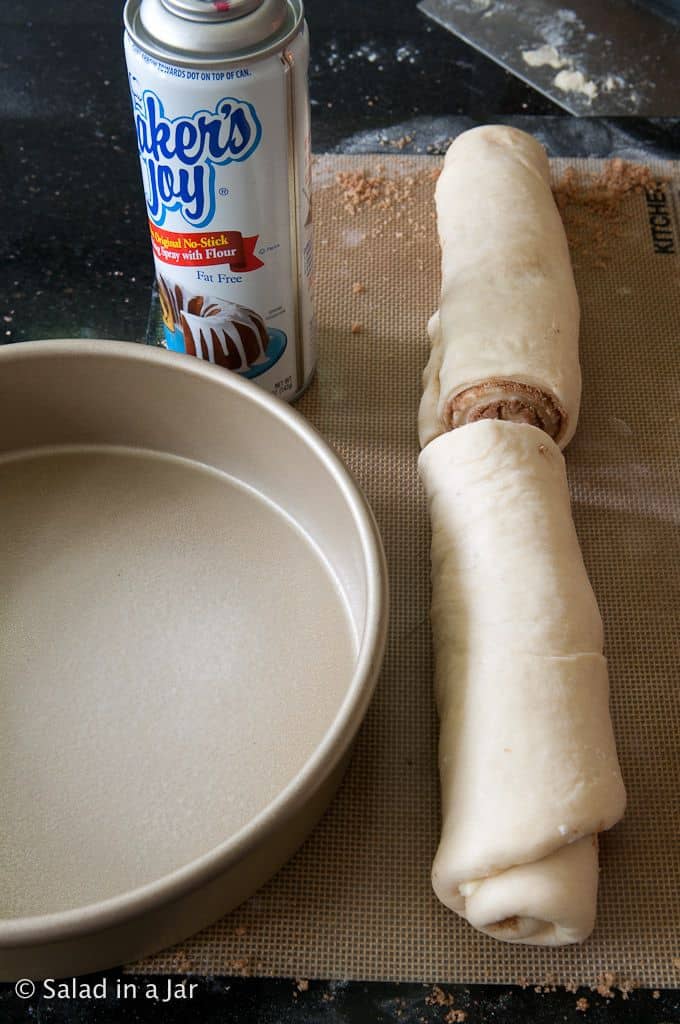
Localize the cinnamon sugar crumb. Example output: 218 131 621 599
380 133 415 150
352 281 365 294
652 990 661 998
576 996 590 1012
426 985 454 1006
168 948 195 972
335 169 417 214
496 915 520 930
617 977 637 1000
594 972 617 998
226 956 253 976
351 322 363 334
553 159 659 268
445 1010 467 1023
592 972 638 1000
333 164 437 250
295 978 309 992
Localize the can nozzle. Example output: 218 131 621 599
161 0 265 21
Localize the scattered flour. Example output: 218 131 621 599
342 227 367 247
604 74 625 93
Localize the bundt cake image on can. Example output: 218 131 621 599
158 274 287 380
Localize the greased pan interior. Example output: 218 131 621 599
0 340 388 980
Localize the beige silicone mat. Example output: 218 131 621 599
133 155 680 989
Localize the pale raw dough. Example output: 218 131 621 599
462 837 600 945
554 69 599 101
419 125 581 450
418 420 626 945
521 44 567 70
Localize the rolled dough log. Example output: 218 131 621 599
419 420 626 945
419 125 581 451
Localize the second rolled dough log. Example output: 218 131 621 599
419 126 581 450
419 419 626 945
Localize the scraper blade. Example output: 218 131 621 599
418 0 680 116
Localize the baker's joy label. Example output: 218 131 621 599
125 31 315 399
133 91 261 227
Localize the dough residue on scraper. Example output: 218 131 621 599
521 44 567 69
554 69 598 101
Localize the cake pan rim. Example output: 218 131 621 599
0 339 389 948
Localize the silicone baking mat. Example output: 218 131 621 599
134 155 680 988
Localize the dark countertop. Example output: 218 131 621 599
1 1 678 348
1 975 680 1023
1 2 678 1021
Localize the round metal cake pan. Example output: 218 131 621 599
0 340 388 981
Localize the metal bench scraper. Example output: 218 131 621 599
418 0 680 116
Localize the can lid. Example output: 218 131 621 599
161 0 265 20
125 0 301 64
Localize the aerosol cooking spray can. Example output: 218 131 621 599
123 0 315 400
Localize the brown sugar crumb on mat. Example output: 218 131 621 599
553 159 659 268
616 977 638 1000
295 979 309 992
168 948 195 972
225 955 256 976
351 322 363 334
329 162 440 264
576 996 590 1012
594 972 617 999
352 281 365 294
592 972 638 1000
597 157 656 192
337 169 397 213
336 168 418 214
445 1010 467 1023
532 974 558 994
